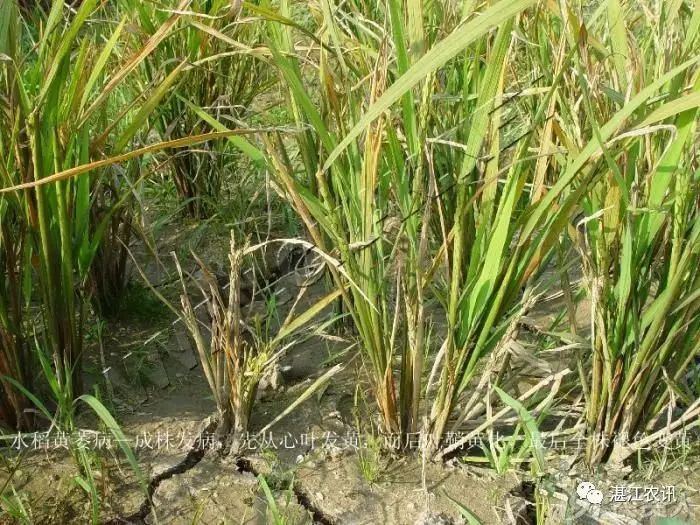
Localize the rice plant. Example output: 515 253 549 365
174 233 342 451
263 0 532 442
0 0 193 407
557 1 700 468
261 0 593 454
128 0 268 218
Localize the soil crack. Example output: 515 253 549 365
105 421 335 525
235 457 336 525
105 420 217 525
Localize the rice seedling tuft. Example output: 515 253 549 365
174 232 343 451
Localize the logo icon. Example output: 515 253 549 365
577 481 603 505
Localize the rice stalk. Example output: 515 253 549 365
130 0 269 217
174 232 345 451
0 0 195 408
560 1 700 468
